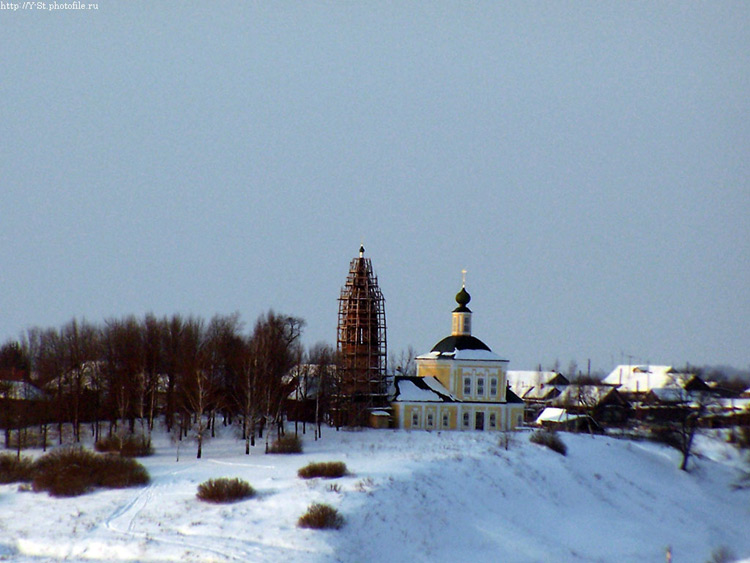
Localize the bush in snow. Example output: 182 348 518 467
297 461 347 479
32 447 150 497
0 453 35 484
95 434 154 457
530 430 567 456
298 502 344 530
268 434 302 454
197 477 255 503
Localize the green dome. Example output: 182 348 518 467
454 286 471 312
455 287 471 306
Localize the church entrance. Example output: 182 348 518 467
475 411 484 431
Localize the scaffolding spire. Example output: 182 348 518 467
334 246 387 426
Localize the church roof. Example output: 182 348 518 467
393 376 456 402
433 334 490 353
418 334 506 361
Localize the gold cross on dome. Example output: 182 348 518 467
461 269 467 287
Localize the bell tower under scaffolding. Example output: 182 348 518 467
334 245 388 426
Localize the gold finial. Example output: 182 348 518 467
461 269 467 288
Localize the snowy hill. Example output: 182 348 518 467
1 427 749 562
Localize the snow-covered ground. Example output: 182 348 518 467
1 425 749 562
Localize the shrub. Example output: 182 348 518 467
268 434 302 454
32 447 150 497
298 503 344 530
530 430 567 456
0 453 35 484
298 461 347 479
197 478 255 503
95 434 154 457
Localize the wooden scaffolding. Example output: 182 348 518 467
334 246 388 426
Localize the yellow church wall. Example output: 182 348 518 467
416 362 452 392
455 365 508 403
392 401 524 431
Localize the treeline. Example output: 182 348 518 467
0 311 337 457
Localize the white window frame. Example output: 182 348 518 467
412 410 419 428
463 376 472 397
489 413 497 429
426 411 434 429
462 411 470 428
442 411 450 428
490 377 498 397
477 377 485 397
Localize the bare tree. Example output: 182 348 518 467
308 342 336 440
391 345 417 377
141 313 164 446
237 333 261 453
203 313 243 438
177 317 210 459
249 311 305 451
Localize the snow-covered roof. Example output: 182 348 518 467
602 365 693 393
522 386 561 401
417 348 506 362
534 407 585 425
507 371 567 397
393 376 456 402
648 387 689 403
553 385 621 408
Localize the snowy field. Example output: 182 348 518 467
1 425 749 562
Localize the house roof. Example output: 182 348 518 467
647 387 690 404
602 365 695 393
505 388 525 404
507 371 568 397
534 407 586 425
522 386 562 401
552 385 624 408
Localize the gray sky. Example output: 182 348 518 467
2 2 748 374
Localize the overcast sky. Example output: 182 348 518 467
2 2 748 374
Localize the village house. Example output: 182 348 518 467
506 370 570 422
551 384 630 424
602 364 708 402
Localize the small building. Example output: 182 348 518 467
391 282 524 431
507 370 570 422
602 365 707 401
534 407 602 433
552 384 630 424
506 370 569 400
